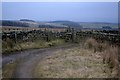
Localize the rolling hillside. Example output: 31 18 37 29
78 22 118 30
1 20 119 30
49 20 82 29
1 20 68 28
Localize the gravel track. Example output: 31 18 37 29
2 44 78 78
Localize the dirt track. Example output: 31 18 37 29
2 44 78 78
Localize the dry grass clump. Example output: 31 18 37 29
84 38 97 49
103 46 120 77
98 41 109 51
34 47 111 78
84 38 120 77
84 38 107 52
84 38 110 52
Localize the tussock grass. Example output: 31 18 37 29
84 38 100 52
33 38 120 78
84 38 120 77
34 47 111 78
84 38 109 52
103 46 120 77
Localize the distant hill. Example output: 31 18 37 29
1 20 29 27
49 20 82 29
38 24 66 29
1 20 68 28
78 22 118 29
20 19 35 22
1 20 118 30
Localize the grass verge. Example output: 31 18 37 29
84 38 120 78
2 39 65 55
2 61 19 78
34 47 111 78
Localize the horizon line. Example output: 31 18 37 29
1 19 118 24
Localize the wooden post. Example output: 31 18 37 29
71 28 75 43
14 32 17 43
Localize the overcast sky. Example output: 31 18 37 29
2 2 118 23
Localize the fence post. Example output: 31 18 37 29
14 31 17 43
71 28 75 43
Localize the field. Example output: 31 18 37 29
33 37 120 78
2 25 120 78
79 22 118 29
34 47 111 78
